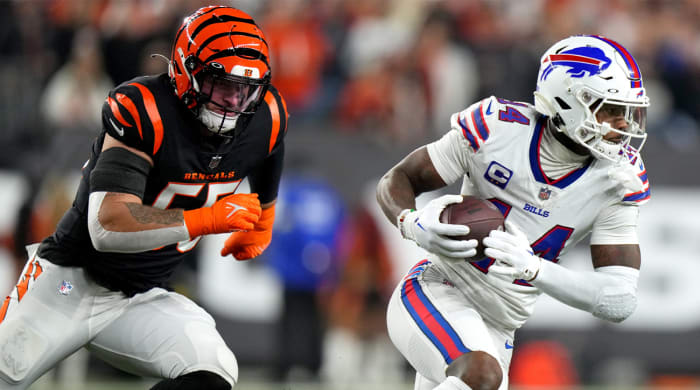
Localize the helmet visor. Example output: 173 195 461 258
594 102 647 139
199 72 264 115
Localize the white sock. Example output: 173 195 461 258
433 376 472 390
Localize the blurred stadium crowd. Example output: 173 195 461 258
1 0 700 389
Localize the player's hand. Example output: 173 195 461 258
398 194 478 261
608 163 643 194
183 193 262 238
483 221 541 281
221 205 275 260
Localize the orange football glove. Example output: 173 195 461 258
221 204 275 260
183 193 262 238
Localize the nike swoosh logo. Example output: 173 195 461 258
226 202 246 218
485 101 493 115
109 118 125 137
505 341 514 349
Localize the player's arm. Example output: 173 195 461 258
377 109 485 225
485 204 641 323
376 146 477 261
376 147 446 223
87 134 261 253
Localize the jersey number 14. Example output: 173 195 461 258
472 199 574 286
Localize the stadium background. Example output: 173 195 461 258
0 0 699 389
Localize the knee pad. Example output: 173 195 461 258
0 319 49 384
150 370 231 390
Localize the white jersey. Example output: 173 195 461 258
425 96 650 330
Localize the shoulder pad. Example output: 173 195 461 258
101 81 165 157
621 154 650 205
262 86 289 154
450 96 536 153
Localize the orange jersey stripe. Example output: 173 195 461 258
131 83 164 155
33 261 43 280
107 97 133 128
0 296 9 324
15 261 35 301
116 93 143 140
279 94 288 133
264 91 280 153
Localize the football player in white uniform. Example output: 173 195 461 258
377 35 650 390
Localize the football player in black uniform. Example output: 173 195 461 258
0 6 288 389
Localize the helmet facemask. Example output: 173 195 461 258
195 66 268 134
570 87 648 163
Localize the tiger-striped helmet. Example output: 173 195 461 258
169 6 271 134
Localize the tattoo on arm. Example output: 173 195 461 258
125 203 184 226
591 244 641 269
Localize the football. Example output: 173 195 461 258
439 195 505 260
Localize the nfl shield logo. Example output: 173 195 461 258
58 280 73 296
209 155 222 170
539 187 552 201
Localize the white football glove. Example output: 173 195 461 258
483 221 541 281
398 194 478 262
608 162 644 194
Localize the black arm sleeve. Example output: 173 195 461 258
249 142 285 204
90 147 151 199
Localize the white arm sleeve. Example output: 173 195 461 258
532 262 639 323
591 202 639 245
426 127 472 185
87 191 190 253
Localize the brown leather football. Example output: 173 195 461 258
439 195 505 259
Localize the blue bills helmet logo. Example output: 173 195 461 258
540 46 612 81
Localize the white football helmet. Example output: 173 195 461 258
534 35 649 162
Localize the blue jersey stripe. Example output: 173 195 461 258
529 119 547 183
458 116 480 151
639 172 648 183
529 117 591 189
472 105 490 141
623 188 651 202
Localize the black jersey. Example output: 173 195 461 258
38 74 288 296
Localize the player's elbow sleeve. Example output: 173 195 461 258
591 266 639 323
592 286 638 322
88 191 190 253
89 229 111 252
88 191 112 252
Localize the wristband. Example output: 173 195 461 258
397 208 415 239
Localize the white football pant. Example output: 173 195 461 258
0 245 238 389
386 260 513 390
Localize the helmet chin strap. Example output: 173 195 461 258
198 107 239 134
